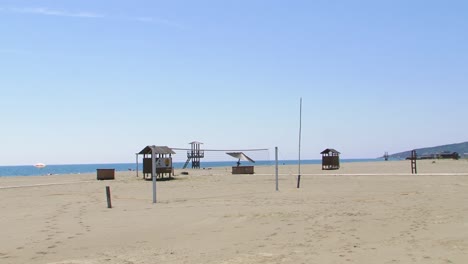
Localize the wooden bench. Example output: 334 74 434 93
97 169 115 180
232 166 254 174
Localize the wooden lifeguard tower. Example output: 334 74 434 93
138 145 176 180
384 152 389 161
321 148 340 170
183 141 205 169
410 149 417 174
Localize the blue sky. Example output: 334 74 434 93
1 0 467 165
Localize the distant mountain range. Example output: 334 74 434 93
386 141 468 159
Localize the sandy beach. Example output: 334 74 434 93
1 160 468 263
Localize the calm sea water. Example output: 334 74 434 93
0 159 380 177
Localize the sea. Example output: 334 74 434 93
0 159 381 177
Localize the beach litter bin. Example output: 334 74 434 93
97 169 115 180
232 166 254 174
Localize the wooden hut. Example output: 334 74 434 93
138 145 176 180
321 148 340 170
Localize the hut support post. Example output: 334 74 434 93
151 146 157 203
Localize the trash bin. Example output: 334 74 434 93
97 169 115 180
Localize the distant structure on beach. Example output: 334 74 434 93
386 141 468 160
405 151 460 160
410 150 417 174
321 148 340 170
384 152 389 161
227 152 255 174
183 141 205 169
137 145 175 180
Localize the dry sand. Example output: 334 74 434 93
1 160 468 263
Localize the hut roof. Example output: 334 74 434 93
189 141 204 144
320 148 340 155
138 145 176 155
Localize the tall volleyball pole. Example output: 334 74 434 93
297 98 302 189
275 147 279 191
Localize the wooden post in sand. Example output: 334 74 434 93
106 186 112 208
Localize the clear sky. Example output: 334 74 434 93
1 0 467 165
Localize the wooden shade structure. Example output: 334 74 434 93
321 148 340 170
227 152 255 174
138 145 176 180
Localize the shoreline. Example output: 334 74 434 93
1 159 467 178
0 158 383 177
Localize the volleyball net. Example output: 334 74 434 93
170 147 272 169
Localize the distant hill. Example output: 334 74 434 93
387 141 468 159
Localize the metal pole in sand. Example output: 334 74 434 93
136 153 139 178
275 146 279 191
151 146 157 203
297 97 302 189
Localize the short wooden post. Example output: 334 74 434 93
106 186 112 208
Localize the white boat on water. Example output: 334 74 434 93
34 163 46 168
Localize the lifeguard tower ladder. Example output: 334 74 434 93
183 141 205 169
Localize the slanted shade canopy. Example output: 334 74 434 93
226 152 255 163
227 152 255 174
